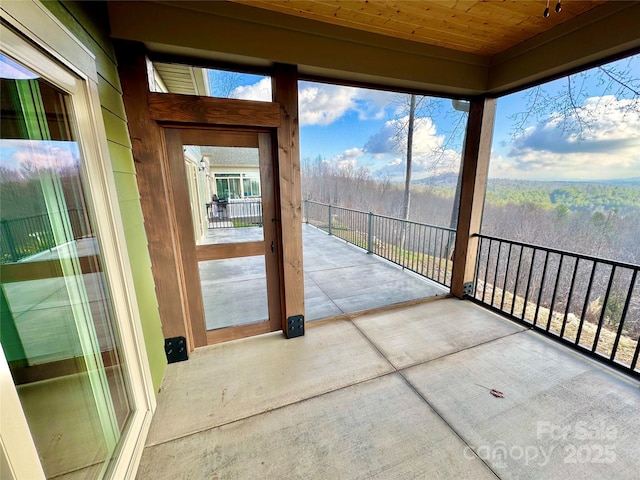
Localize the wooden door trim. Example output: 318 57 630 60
205 322 273 345
172 128 284 343
181 128 260 148
163 128 208 347
259 132 283 332
149 93 281 127
196 241 264 262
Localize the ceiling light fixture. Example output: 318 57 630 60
544 0 562 17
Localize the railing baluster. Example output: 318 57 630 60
482 239 493 304
522 248 537 323
367 212 373 254
429 227 435 280
384 217 389 260
610 269 637 362
560 257 579 339
547 254 564 332
576 261 597 346
411 223 420 272
491 240 503 307
420 226 427 277
438 229 445 283
416 224 421 274
592 265 617 354
444 230 451 287
473 236 484 299
500 242 513 311
510 245 524 317
533 251 550 327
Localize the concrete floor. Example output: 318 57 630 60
200 224 447 329
137 298 640 479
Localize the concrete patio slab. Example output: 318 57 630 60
145 319 394 446
302 228 381 272
137 374 496 480
354 298 526 369
138 298 639 479
302 225 448 320
402 331 640 479
303 273 343 320
198 224 448 327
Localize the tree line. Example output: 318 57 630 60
302 157 640 265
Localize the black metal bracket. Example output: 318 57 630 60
164 336 188 363
286 315 305 338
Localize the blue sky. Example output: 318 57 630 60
213 53 640 183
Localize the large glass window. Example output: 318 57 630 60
215 174 242 200
0 53 131 479
242 175 260 197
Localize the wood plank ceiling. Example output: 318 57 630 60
231 0 607 56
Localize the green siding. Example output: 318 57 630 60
43 1 122 90
102 108 132 148
44 1 166 393
108 140 135 174
113 172 140 202
98 76 127 119
118 199 145 230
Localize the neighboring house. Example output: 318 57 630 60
204 146 260 201
0 1 638 479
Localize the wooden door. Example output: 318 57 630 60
164 128 282 344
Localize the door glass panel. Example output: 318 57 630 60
184 143 269 331
0 56 131 479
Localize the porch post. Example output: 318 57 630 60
115 41 206 350
451 97 496 298
273 64 305 336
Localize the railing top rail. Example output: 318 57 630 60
304 199 456 232
474 232 640 270
304 200 368 215
1 209 83 224
371 213 457 231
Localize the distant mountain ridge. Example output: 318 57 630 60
414 175 640 211
415 175 640 189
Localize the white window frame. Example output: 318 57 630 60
0 2 156 479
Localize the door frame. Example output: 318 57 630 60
117 43 306 350
163 127 283 344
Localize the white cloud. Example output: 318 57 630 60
2 139 78 173
330 147 364 170
299 84 356 126
298 82 395 126
365 115 461 180
500 95 640 179
230 78 272 102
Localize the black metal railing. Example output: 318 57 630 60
0 209 89 263
304 200 455 288
208 200 263 229
471 233 639 377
